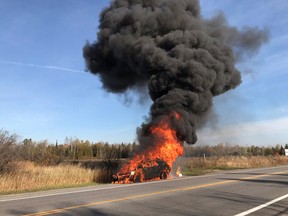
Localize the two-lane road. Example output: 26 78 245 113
1 165 288 216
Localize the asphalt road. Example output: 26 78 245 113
1 165 288 216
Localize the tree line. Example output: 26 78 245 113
184 143 288 158
21 137 138 162
0 129 287 174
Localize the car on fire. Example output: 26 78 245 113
112 159 171 183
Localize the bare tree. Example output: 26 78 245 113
0 129 18 173
101 144 120 168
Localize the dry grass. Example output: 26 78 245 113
93 168 115 183
182 156 288 176
0 161 95 194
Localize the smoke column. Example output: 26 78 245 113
83 0 269 147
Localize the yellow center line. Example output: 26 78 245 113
23 171 287 216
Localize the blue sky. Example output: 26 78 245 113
0 0 287 146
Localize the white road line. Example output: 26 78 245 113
234 193 288 216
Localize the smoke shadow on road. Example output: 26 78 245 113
226 172 288 177
220 177 288 186
8 203 121 216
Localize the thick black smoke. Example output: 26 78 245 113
83 0 269 145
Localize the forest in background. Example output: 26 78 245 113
1 129 288 174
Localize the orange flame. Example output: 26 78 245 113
117 114 184 182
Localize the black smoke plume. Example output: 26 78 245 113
83 0 269 145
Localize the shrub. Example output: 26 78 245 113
93 168 115 183
0 129 18 174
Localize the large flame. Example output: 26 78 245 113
117 113 184 182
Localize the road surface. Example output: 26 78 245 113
1 165 288 216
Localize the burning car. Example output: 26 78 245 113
112 159 171 183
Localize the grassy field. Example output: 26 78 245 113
1 156 288 195
0 161 95 195
182 156 288 176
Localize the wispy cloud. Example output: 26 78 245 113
0 59 87 74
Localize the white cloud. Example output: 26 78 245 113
197 117 288 146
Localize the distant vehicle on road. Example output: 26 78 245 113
112 159 171 183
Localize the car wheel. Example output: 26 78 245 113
133 174 141 183
160 171 168 180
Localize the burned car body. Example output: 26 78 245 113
112 159 171 183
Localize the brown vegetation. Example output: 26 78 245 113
182 156 288 176
0 161 95 194
93 168 115 183
0 130 18 173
